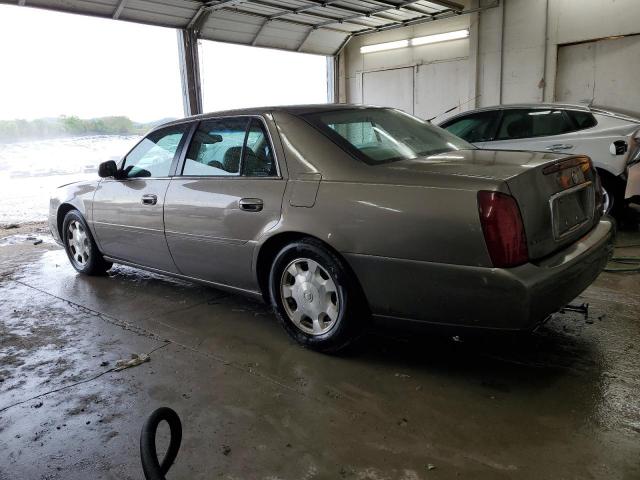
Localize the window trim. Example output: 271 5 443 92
175 115 281 180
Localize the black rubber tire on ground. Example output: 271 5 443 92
62 210 112 275
599 170 626 217
268 238 366 353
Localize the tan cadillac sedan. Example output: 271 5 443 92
49 105 613 352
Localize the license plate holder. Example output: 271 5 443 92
549 182 594 240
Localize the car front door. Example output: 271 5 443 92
163 116 287 291
92 123 190 272
481 108 578 153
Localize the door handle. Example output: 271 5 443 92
546 144 574 151
239 198 264 212
141 194 158 205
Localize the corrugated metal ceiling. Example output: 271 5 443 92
2 0 470 55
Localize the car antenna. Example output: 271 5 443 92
427 95 480 122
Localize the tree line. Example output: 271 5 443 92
0 115 170 142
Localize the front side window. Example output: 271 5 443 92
183 118 249 176
496 109 574 140
441 111 500 143
122 125 188 178
303 108 473 164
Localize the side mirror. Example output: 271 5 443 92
98 160 118 178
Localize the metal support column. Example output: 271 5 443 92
177 7 210 117
177 29 203 117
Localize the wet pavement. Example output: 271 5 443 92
0 230 639 480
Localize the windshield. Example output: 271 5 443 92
302 108 474 164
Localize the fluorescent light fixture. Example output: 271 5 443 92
411 29 469 46
360 29 469 54
360 39 409 54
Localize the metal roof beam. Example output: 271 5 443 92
266 0 398 22
357 0 439 15
112 0 127 19
353 1 497 36
248 0 379 27
312 0 432 28
424 0 464 11
186 5 211 31
297 28 314 51
205 0 253 11
216 6 353 34
250 19 269 45
267 0 344 19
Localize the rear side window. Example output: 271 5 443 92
566 110 597 130
243 119 277 177
123 125 188 178
441 111 499 143
183 118 249 176
496 109 574 140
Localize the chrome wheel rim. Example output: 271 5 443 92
66 220 91 268
602 187 611 215
280 258 340 336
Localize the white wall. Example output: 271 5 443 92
341 0 640 114
342 4 474 121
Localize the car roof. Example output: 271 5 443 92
439 102 640 125
438 103 592 124
159 104 387 129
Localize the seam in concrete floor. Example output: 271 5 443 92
6 278 327 411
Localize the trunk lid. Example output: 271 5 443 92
505 154 599 260
382 149 600 261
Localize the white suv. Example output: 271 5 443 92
439 104 640 214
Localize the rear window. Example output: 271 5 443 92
566 110 597 130
302 108 473 165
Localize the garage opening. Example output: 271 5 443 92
200 40 329 111
0 5 330 225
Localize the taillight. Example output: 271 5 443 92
477 191 529 268
594 171 604 215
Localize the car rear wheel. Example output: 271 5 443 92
269 238 365 353
62 210 112 275
599 170 626 216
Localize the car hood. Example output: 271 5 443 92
376 148 563 182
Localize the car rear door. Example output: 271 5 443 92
163 116 286 291
92 123 190 272
481 108 578 153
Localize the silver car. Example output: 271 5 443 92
49 105 613 352
438 103 640 214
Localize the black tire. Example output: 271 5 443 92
61 210 112 275
599 170 626 217
268 238 366 353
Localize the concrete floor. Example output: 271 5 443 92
1 226 639 480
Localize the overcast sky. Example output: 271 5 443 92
0 5 327 122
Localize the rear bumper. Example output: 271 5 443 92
345 218 614 331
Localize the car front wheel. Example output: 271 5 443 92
62 210 112 275
269 238 365 353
